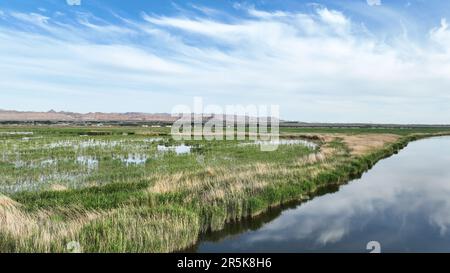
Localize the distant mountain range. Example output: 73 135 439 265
0 110 278 123
0 109 179 122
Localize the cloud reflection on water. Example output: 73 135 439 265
198 137 450 252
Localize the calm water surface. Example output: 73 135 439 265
194 137 450 252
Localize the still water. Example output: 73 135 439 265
194 137 450 253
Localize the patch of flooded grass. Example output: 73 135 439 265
157 144 192 155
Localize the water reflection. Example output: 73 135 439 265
118 154 148 165
157 144 191 154
76 156 99 169
194 137 450 252
0 132 33 135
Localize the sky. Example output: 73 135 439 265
1 0 450 123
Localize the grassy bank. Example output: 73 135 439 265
0 126 449 252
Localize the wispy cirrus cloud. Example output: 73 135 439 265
1 3 450 123
367 0 382 6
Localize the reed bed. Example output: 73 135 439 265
0 126 449 252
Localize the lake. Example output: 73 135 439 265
193 137 450 253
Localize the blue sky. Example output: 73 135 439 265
1 0 450 123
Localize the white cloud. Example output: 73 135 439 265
317 8 350 34
317 8 349 27
10 12 50 25
190 4 222 16
246 7 291 19
67 0 81 6
430 18 450 50
367 0 382 6
1 8 450 123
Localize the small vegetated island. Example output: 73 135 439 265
0 125 449 252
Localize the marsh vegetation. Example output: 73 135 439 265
0 126 449 252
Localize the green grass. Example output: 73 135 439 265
12 180 150 211
1 126 449 252
78 205 200 253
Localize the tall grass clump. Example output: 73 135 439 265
77 206 200 253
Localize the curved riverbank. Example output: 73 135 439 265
176 132 450 253
193 135 450 252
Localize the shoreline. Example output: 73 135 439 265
175 132 450 253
